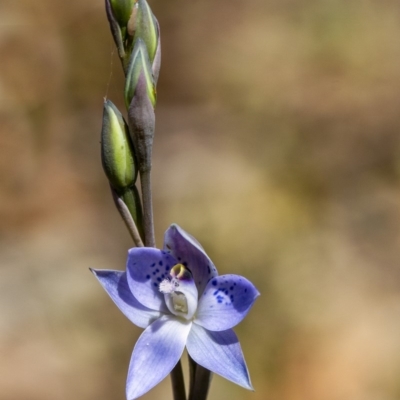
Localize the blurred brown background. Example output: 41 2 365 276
1 0 400 399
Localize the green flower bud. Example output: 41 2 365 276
127 0 158 63
110 0 135 29
124 39 157 109
105 0 126 59
101 99 137 190
128 72 155 173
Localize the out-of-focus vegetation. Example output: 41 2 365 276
1 0 400 399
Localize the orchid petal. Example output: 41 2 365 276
187 324 253 390
126 247 178 312
195 274 259 331
164 224 218 296
91 269 162 329
126 315 192 399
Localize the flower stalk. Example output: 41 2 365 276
98 2 258 400
102 0 188 398
171 361 186 400
189 355 213 400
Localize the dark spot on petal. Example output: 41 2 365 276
157 278 162 282
183 261 188 267
213 290 219 295
177 257 181 261
146 275 150 279
212 280 217 286
244 289 247 293
155 269 159 273
230 286 233 291
159 261 163 266
153 283 158 287
207 266 211 273
151 263 156 267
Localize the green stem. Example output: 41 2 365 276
140 169 155 247
171 360 186 400
188 354 197 398
111 186 144 247
140 155 186 400
188 355 212 400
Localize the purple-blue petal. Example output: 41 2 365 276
126 315 192 399
186 324 253 390
91 269 161 329
126 247 178 312
195 274 259 331
163 224 218 296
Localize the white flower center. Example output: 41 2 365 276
170 292 188 313
158 264 198 320
159 278 189 313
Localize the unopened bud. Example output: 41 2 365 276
105 0 128 59
110 0 135 28
128 72 155 173
127 0 158 64
124 39 157 109
151 19 161 84
101 99 137 190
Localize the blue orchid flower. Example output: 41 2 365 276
92 224 259 400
